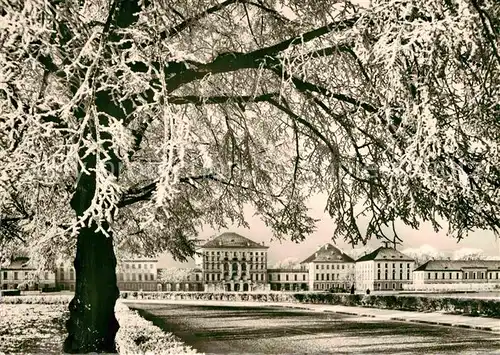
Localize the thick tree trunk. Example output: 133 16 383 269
63 225 120 353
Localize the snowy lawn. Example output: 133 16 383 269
0 296 198 354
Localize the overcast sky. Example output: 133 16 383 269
159 195 500 268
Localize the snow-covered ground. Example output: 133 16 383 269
0 297 199 354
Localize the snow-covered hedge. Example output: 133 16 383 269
0 295 73 304
115 302 198 355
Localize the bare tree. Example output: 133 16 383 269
1 0 499 352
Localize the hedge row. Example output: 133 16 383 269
120 291 500 318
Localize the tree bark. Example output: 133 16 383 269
64 116 121 352
63 225 120 353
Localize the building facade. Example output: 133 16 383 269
1 257 56 291
268 268 308 291
412 260 500 289
200 232 270 292
301 244 355 291
355 246 415 292
56 258 158 291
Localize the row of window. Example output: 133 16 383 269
316 264 352 270
269 274 307 282
315 273 346 281
205 251 266 256
376 270 411 280
313 283 350 290
205 256 266 263
2 271 51 280
376 263 412 269
117 273 155 281
204 273 266 281
426 272 500 280
205 263 265 270
123 263 155 269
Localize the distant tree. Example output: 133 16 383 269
272 257 301 269
402 245 446 266
1 0 499 352
158 267 196 283
453 248 486 260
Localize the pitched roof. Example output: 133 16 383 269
201 232 268 249
414 260 500 272
301 243 354 263
356 247 414 262
4 257 34 270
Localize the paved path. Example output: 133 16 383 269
128 302 500 354
122 299 500 333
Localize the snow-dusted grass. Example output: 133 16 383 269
0 303 68 354
0 296 199 354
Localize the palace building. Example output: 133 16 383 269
200 232 270 292
355 245 415 292
55 257 158 291
412 260 500 289
301 244 355 291
1 257 56 291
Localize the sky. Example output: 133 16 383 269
159 195 500 268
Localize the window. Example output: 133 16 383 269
132 264 136 269
14 272 18 280
326 264 330 269
303 275 306 281
70 269 74 280
138 264 141 269
132 274 136 281
385 270 388 280
138 274 142 281
465 273 468 279
435 272 438 279
294 274 297 281
211 274 215 281
377 263 380 268
337 265 340 269
407 263 410 268
456 272 460 279
3 271 6 279
278 274 281 281
400 271 403 280
400 264 403 268
377 270 381 280
326 274 330 281
44 272 48 280
497 273 499 279
206 274 209 281
321 274 324 281
321 265 324 270
316 264 319 269
442 273 445 279
342 265 344 270
427 272 431 279
385 263 388 268
392 263 395 268
286 275 289 281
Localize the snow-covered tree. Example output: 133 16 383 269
272 257 301 269
402 245 446 266
1 0 499 352
452 247 486 260
158 267 197 283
